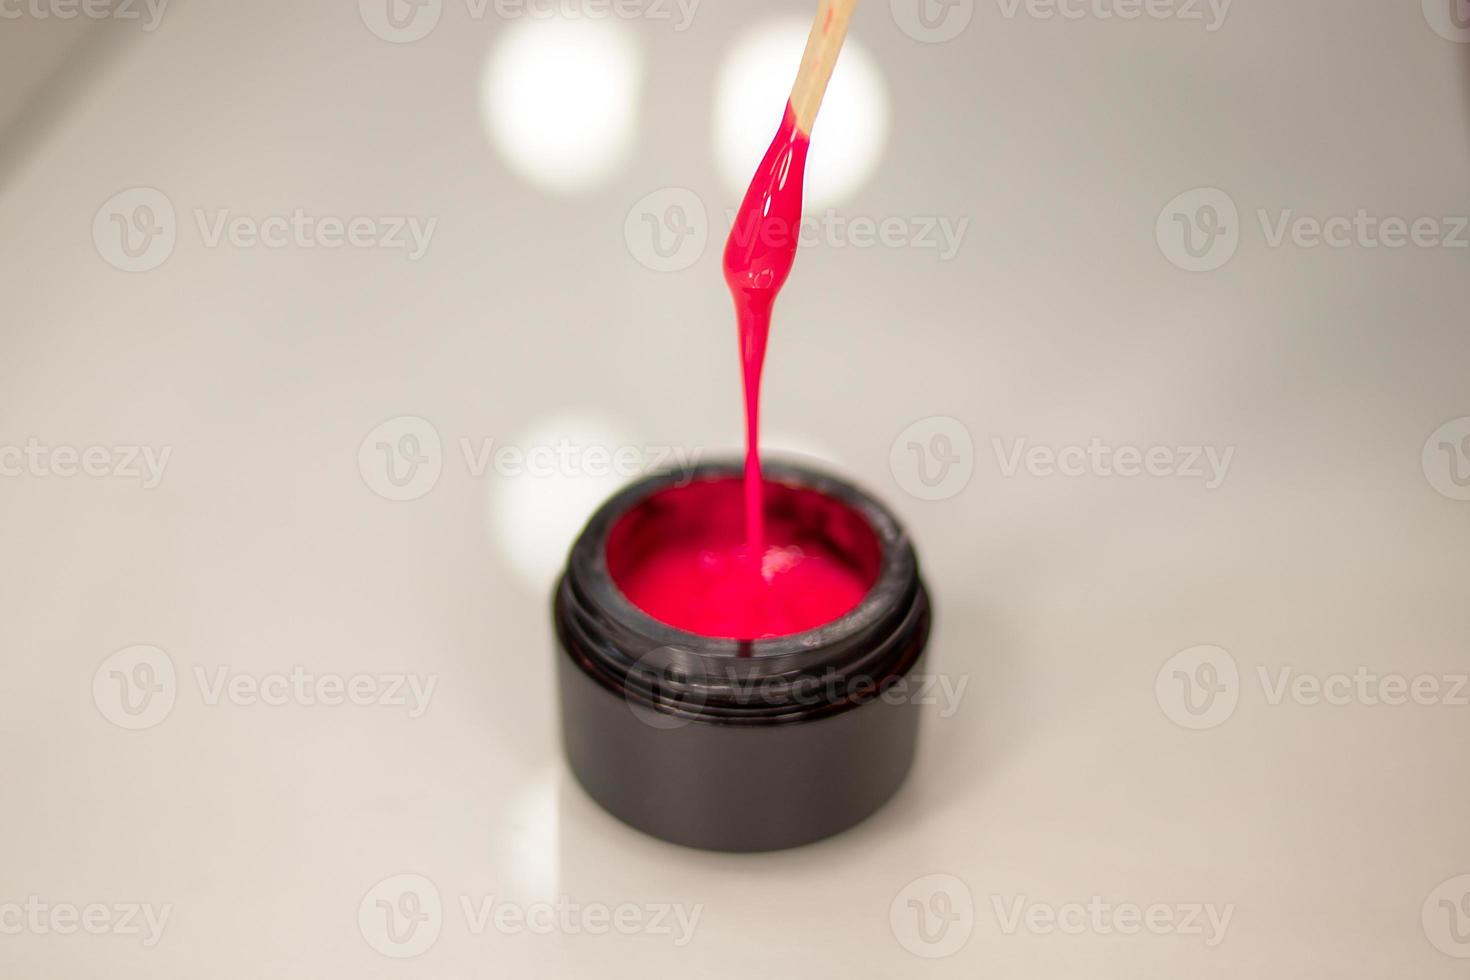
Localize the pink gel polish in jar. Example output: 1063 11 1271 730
554 460 931 852
607 475 878 641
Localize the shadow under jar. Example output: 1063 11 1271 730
553 460 932 852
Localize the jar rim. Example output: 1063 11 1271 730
557 458 927 719
571 457 915 656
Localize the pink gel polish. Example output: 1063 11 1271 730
552 81 933 852
608 104 833 642
607 476 877 640
555 460 932 851
723 103 810 560
605 104 824 641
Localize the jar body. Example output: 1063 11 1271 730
553 460 931 852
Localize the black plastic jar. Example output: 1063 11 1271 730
553 459 931 852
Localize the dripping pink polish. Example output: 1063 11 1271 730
723 102 810 561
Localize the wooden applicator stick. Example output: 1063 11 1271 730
788 0 858 135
